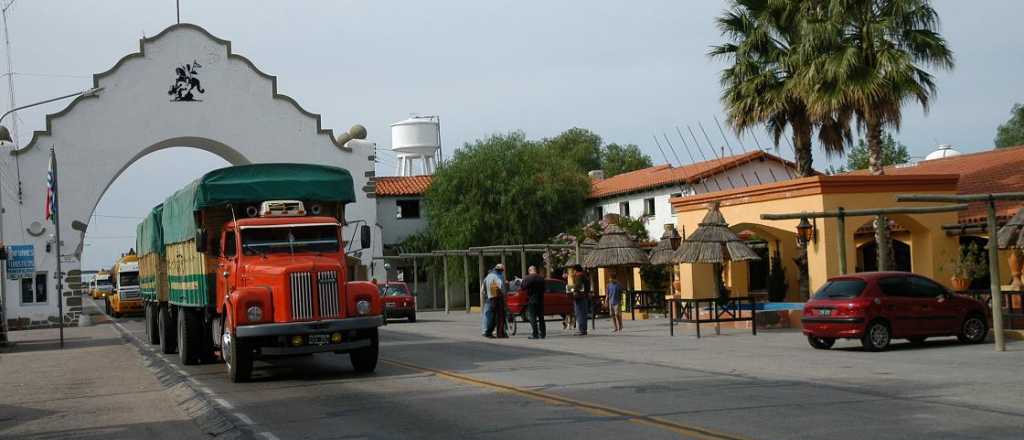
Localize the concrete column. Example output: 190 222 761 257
463 255 470 313
443 255 450 314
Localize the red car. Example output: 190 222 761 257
506 278 573 320
802 272 989 351
379 282 416 322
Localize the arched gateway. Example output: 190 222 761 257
2 24 377 328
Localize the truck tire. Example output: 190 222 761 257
225 333 253 383
349 328 379 373
105 297 112 316
178 308 205 365
158 304 177 354
145 303 161 345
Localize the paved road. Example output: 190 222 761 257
95 298 1024 439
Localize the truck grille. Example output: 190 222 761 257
318 271 340 318
120 288 140 300
290 272 313 320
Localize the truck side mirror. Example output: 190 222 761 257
360 224 371 249
195 229 208 253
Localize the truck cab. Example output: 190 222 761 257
108 254 143 317
91 271 113 299
213 201 382 382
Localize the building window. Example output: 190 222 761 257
21 272 48 304
594 206 604 220
644 198 655 217
396 199 421 219
619 201 630 218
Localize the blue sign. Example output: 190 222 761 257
6 245 35 280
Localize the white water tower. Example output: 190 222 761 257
391 116 440 176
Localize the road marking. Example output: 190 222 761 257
214 398 235 410
383 358 747 440
257 432 281 440
233 412 254 425
200 387 214 395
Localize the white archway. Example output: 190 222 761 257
1 24 376 328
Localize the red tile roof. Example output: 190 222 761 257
588 150 798 199
847 145 1024 222
375 175 433 197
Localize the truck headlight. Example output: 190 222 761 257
247 305 263 322
356 300 371 316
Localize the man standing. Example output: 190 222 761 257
523 266 546 339
481 264 506 338
571 264 590 336
606 276 623 332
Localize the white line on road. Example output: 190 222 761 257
200 387 214 395
233 413 254 425
257 432 281 440
214 398 235 410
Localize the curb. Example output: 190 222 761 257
108 320 242 439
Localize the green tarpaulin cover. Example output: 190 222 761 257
161 163 355 244
136 204 164 256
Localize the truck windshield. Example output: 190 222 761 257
241 225 340 255
97 280 113 290
119 272 139 287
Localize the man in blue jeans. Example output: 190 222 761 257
481 264 505 338
606 276 623 332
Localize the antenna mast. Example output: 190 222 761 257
3 0 17 146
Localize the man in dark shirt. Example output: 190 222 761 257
523 266 547 339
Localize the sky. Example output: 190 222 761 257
0 0 1020 270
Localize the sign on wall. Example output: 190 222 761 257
6 245 35 280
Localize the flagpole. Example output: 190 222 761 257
50 147 63 349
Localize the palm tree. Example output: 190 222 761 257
802 0 954 176
710 0 849 178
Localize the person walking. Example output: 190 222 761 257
481 264 506 338
523 266 546 339
570 264 590 336
606 276 623 332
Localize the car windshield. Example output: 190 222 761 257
813 279 866 299
380 284 409 296
241 224 340 255
119 272 139 287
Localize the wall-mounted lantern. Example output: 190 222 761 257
796 216 816 247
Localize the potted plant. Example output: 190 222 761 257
945 242 988 291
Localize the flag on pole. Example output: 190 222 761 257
46 150 56 223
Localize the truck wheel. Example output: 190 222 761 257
349 329 379 373
158 304 177 354
178 308 204 365
105 297 112 316
145 303 161 345
224 332 253 383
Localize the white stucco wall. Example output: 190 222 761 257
587 159 796 240
376 196 429 247
0 24 376 328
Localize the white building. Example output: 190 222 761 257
587 151 800 240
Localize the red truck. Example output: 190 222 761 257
137 163 383 382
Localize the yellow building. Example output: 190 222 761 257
670 145 1024 301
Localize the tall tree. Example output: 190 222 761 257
425 132 591 249
541 127 603 172
601 143 653 177
710 0 850 177
995 103 1024 148
802 0 954 176
844 132 910 171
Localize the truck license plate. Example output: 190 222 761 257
308 334 329 346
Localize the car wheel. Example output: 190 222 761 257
908 336 927 345
350 329 379 373
408 312 416 323
861 320 891 352
957 314 988 344
807 336 836 350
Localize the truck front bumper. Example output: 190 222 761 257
235 315 384 338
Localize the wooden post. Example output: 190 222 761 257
501 253 507 274
443 255 450 314
837 208 847 275
463 255 471 313
520 246 527 278
478 252 485 310
413 258 419 308
544 246 553 275
987 198 1006 351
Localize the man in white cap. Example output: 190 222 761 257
481 264 506 338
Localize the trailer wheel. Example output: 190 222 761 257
349 328 379 373
178 308 205 365
145 303 160 345
224 331 253 383
158 304 177 354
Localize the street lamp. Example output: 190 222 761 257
0 86 104 344
796 216 815 247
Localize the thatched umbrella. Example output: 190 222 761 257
582 224 648 269
566 237 598 267
996 207 1024 289
672 201 760 299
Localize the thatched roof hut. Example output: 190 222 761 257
997 208 1024 249
566 237 598 267
673 201 760 264
649 224 683 266
582 224 648 268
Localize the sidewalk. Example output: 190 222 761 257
0 315 208 439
